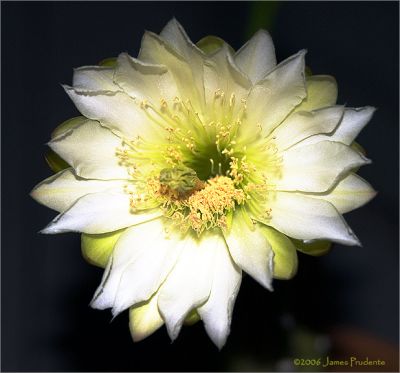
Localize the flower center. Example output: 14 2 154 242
116 91 281 234
157 172 246 234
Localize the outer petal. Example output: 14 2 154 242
298 107 376 147
51 116 86 138
40 192 162 234
91 219 184 315
224 208 274 290
129 293 164 342
276 140 370 192
293 239 331 256
313 173 377 214
63 86 156 140
270 106 344 151
72 66 119 91
197 241 242 349
261 226 298 280
263 192 360 245
245 50 307 138
30 168 125 213
294 75 338 112
45 150 70 173
157 231 222 341
235 29 276 84
328 106 376 145
49 119 129 180
114 53 179 103
196 35 228 55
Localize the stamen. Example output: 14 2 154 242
116 92 283 236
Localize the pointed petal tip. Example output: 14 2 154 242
213 336 228 351
131 331 149 343
168 16 180 25
354 105 377 113
110 312 119 323
167 328 179 343
254 28 271 36
39 225 54 234
111 303 126 319
256 275 274 291
347 231 361 247
360 155 372 165
61 83 72 91
294 49 307 60
164 318 183 343
89 296 105 310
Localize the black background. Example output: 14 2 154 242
2 1 399 371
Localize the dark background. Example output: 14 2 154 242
2 1 399 371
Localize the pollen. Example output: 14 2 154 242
155 175 245 234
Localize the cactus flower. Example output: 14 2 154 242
31 19 376 348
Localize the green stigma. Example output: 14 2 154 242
159 166 201 197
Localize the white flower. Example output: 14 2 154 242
31 19 376 348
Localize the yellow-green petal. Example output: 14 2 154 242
261 225 298 280
81 229 124 268
351 141 366 156
44 150 70 173
46 116 90 173
196 35 228 55
129 293 164 342
293 239 332 256
51 116 87 139
184 309 201 326
98 57 117 67
295 75 338 112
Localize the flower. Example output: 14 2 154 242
31 19 376 348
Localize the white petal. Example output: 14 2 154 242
40 192 161 234
91 219 184 315
73 66 119 91
198 243 241 349
314 173 376 214
235 29 276 84
129 293 164 342
298 107 376 147
139 31 204 106
114 53 179 103
224 208 274 290
271 106 344 151
265 192 360 245
30 168 125 213
245 50 307 138
203 44 251 107
276 140 370 192
329 106 376 145
63 86 156 140
49 119 129 180
160 18 204 62
294 75 338 112
158 231 223 341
